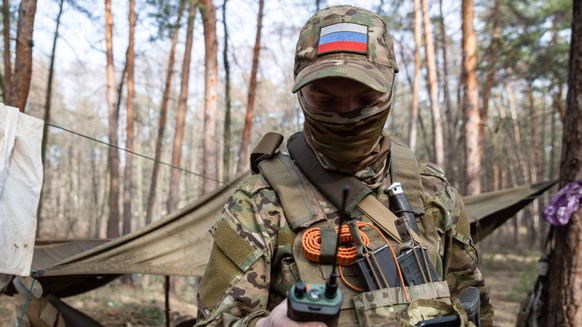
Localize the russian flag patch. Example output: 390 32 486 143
318 23 368 55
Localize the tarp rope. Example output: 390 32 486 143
17 270 37 327
44 121 226 185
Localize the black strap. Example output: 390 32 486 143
287 132 371 214
319 227 338 264
250 132 284 173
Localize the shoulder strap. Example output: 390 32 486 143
389 139 425 214
286 132 370 214
250 132 323 231
258 154 320 229
287 132 403 244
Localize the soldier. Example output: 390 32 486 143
195 5 495 327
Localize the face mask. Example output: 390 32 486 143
298 85 393 174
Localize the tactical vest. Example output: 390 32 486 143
251 132 473 326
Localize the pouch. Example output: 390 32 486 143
352 281 470 327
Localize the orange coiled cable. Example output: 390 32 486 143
302 222 370 266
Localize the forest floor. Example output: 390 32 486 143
1 231 541 327
478 233 542 326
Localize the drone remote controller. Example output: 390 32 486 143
287 281 342 323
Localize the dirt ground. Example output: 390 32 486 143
478 236 541 327
1 233 541 327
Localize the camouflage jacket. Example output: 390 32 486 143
195 154 495 326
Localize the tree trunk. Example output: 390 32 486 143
527 79 539 184
493 100 506 192
544 91 559 249
123 0 136 236
556 83 565 121
7 0 37 112
438 0 454 178
550 87 562 179
506 83 527 184
90 151 100 238
420 0 444 168
236 0 264 175
113 16 129 239
408 0 421 152
145 1 185 225
527 79 539 246
104 0 120 238
35 0 64 236
503 128 520 242
492 140 500 191
134 138 144 231
546 1 582 324
167 0 197 214
538 91 548 248
418 107 432 158
461 0 481 196
222 0 232 180
199 0 220 194
480 0 500 144
41 0 63 163
479 0 500 193
2 0 11 101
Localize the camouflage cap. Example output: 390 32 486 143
292 5 399 94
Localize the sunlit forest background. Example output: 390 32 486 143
8 0 568 244
1 0 577 325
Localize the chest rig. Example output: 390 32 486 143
251 132 468 326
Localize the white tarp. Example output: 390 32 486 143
0 104 44 276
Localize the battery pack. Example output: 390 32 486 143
353 244 402 291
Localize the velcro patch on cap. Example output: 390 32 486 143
318 23 368 55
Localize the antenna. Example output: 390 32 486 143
287 186 348 324
324 185 349 299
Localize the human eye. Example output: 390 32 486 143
316 96 335 106
359 94 381 106
360 97 378 106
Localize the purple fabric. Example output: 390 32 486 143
543 181 582 226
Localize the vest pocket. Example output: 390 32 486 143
352 281 460 326
272 257 299 295
270 256 299 310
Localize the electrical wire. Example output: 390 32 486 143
17 273 36 327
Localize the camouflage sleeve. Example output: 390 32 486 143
445 188 495 326
420 162 496 327
195 175 282 327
